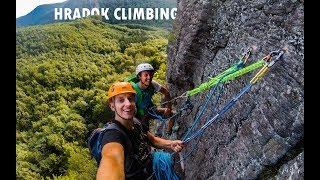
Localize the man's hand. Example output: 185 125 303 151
156 107 172 117
163 107 172 116
147 132 186 152
169 140 185 153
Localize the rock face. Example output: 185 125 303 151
166 0 304 179
276 152 304 180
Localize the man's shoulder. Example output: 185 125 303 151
101 130 132 154
102 127 126 140
151 80 162 92
102 122 129 143
151 79 161 85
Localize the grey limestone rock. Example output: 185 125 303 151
167 0 304 179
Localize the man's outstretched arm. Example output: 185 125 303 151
147 132 184 152
97 142 125 180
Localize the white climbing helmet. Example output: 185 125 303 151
135 63 154 75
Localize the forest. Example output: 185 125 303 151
16 16 170 179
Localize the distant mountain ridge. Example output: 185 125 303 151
16 0 177 29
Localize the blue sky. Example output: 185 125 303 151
16 0 66 18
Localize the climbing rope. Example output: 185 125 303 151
182 49 285 144
178 83 225 163
152 150 180 180
147 47 257 122
182 71 229 141
147 97 193 122
150 48 286 180
186 59 265 97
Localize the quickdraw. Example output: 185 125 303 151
181 49 286 156
150 48 287 180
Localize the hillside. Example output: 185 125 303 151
16 0 177 29
16 16 170 179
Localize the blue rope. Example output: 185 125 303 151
150 60 246 179
182 62 242 142
181 49 284 143
178 84 225 162
178 63 242 162
182 82 220 141
152 150 180 180
147 97 194 123
148 108 167 122
183 83 253 143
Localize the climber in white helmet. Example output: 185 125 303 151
131 63 174 137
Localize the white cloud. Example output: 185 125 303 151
16 0 67 18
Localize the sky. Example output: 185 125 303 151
16 0 67 18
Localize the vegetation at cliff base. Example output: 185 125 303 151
16 16 169 179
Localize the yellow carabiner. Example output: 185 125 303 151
249 65 269 84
